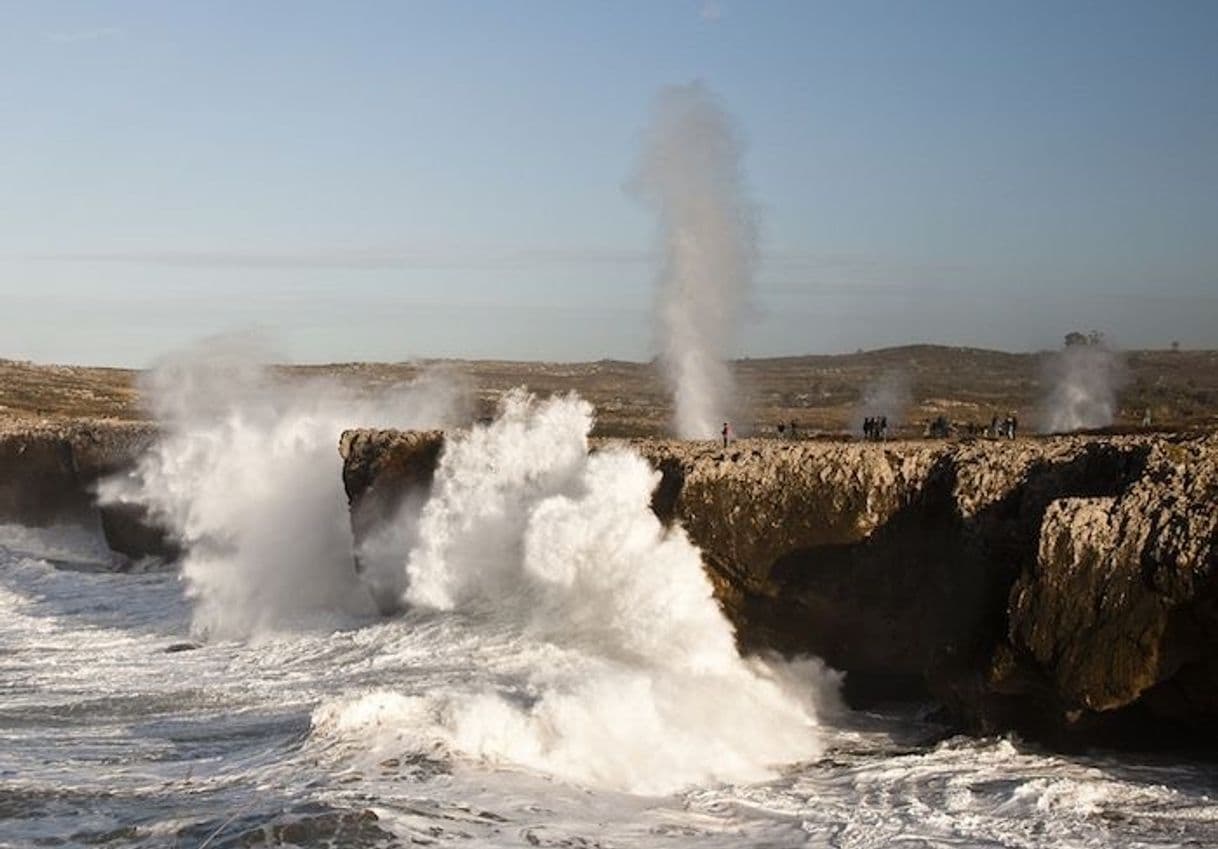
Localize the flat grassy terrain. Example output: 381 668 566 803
2 346 1216 438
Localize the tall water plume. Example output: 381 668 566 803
98 335 465 639
1039 338 1127 433
632 82 757 439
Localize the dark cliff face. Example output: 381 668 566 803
627 438 1157 710
0 422 176 563
339 429 444 559
0 430 84 526
999 437 1218 743
338 428 1218 749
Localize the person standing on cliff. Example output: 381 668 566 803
721 422 731 449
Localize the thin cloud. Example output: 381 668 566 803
17 247 979 278
46 26 123 44
21 246 655 271
699 2 722 23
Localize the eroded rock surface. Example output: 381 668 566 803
0 427 82 526
339 427 1217 746
339 428 444 551
0 420 175 562
996 435 1218 741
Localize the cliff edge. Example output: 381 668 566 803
339 428 1217 748
0 420 174 562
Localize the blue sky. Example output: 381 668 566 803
2 1 1215 365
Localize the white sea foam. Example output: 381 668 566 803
97 337 464 639
3 523 1217 846
314 390 838 794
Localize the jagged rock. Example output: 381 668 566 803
337 426 1218 747
631 436 1150 704
339 428 444 553
998 435 1218 740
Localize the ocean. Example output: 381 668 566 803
3 522 1217 847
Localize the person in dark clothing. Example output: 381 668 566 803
721 422 731 449
879 416 888 440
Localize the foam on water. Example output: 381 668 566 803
3 522 1218 847
315 390 837 794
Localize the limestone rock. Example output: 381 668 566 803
0 429 83 526
339 428 445 549
1004 435 1218 733
0 420 175 562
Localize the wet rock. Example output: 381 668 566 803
179 807 394 849
235 809 393 847
98 501 180 564
163 642 202 653
339 428 445 557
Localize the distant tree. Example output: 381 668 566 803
1087 330 1105 346
1171 340 1181 353
1064 331 1088 347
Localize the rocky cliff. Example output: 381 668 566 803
4 415 1212 746
995 436 1218 743
339 428 1218 748
0 420 175 562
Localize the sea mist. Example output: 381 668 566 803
1039 339 1127 433
98 336 464 639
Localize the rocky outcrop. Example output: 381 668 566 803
625 437 1156 706
989 436 1218 744
0 421 176 562
339 429 444 559
0 428 84 526
339 427 1217 747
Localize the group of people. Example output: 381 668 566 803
862 415 889 441
927 415 952 439
930 413 1019 439
718 411 1023 446
990 414 1018 439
